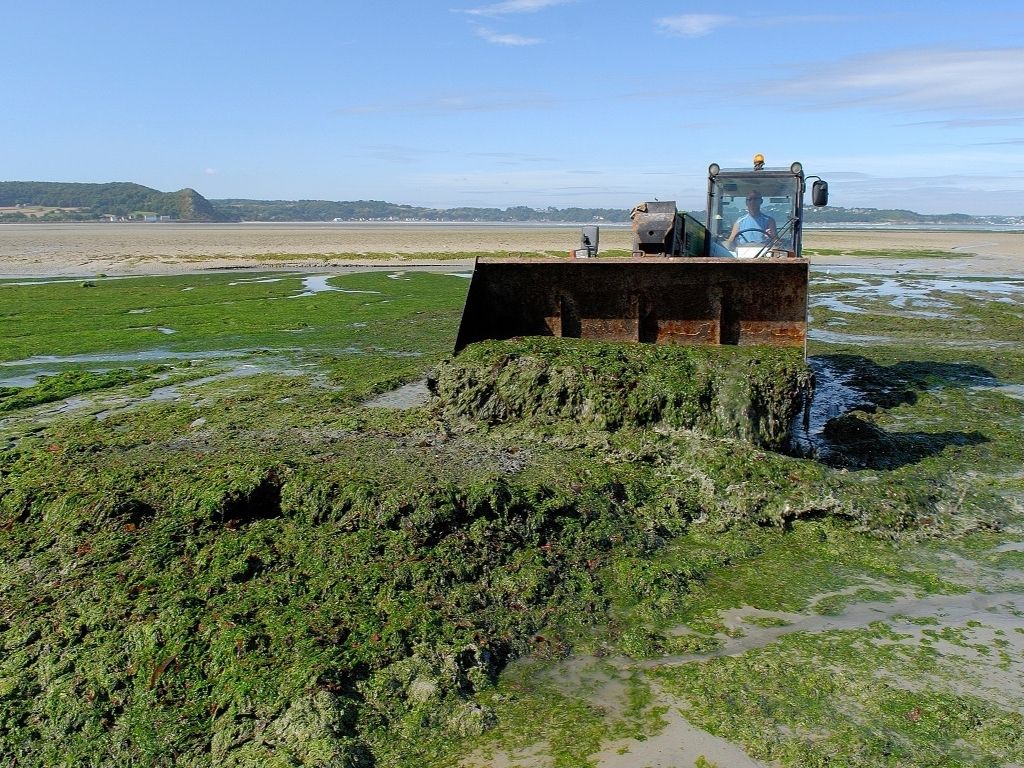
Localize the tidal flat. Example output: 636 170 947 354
1 263 1022 767
2 222 1023 276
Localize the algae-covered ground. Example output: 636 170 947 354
1 267 1023 767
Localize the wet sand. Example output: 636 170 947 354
467 581 1024 768
1 223 1022 277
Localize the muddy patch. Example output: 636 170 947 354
587 694 770 768
650 590 1024 667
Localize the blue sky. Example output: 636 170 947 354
4 1 1024 214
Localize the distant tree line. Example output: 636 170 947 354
2 181 1017 226
802 206 979 224
211 199 632 223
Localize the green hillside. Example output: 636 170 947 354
0 182 217 221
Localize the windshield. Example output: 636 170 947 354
709 174 801 255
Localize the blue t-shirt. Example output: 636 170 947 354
734 212 774 243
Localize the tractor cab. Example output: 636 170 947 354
706 160 828 259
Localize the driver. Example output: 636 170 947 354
725 190 777 249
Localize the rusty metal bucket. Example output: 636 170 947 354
454 256 808 353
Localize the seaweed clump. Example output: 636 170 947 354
0 445 668 766
429 337 811 451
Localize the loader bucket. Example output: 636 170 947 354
454 256 808 353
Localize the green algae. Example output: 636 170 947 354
4 420 761 765
453 662 664 768
651 622 1024 766
0 271 466 364
430 337 811 450
171 251 568 263
1 264 1023 766
0 366 169 412
811 586 901 615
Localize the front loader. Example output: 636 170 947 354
453 156 828 353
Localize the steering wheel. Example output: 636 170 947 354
732 227 768 243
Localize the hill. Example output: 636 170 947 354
0 182 217 222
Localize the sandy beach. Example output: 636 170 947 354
1 222 1021 277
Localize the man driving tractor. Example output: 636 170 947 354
725 190 778 249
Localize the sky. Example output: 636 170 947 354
3 1 1024 215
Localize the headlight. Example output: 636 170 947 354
790 161 803 175
708 163 720 177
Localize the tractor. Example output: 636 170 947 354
454 155 828 353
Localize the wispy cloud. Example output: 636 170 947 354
775 48 1024 114
656 14 733 38
474 26 541 45
358 144 445 164
902 116 1024 129
797 147 1024 214
336 92 561 116
814 148 1024 178
817 170 1024 215
462 0 571 16
656 13 873 38
458 0 568 44
468 150 557 163
408 166 706 209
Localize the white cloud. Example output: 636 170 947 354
204 168 217 175
462 0 571 16
474 26 541 45
776 48 1024 114
656 14 734 38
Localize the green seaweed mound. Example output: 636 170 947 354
0 452 718 766
429 338 811 451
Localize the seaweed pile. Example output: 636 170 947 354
2 326 1020 766
429 338 812 451
0 338 819 765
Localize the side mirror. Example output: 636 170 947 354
811 179 829 207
